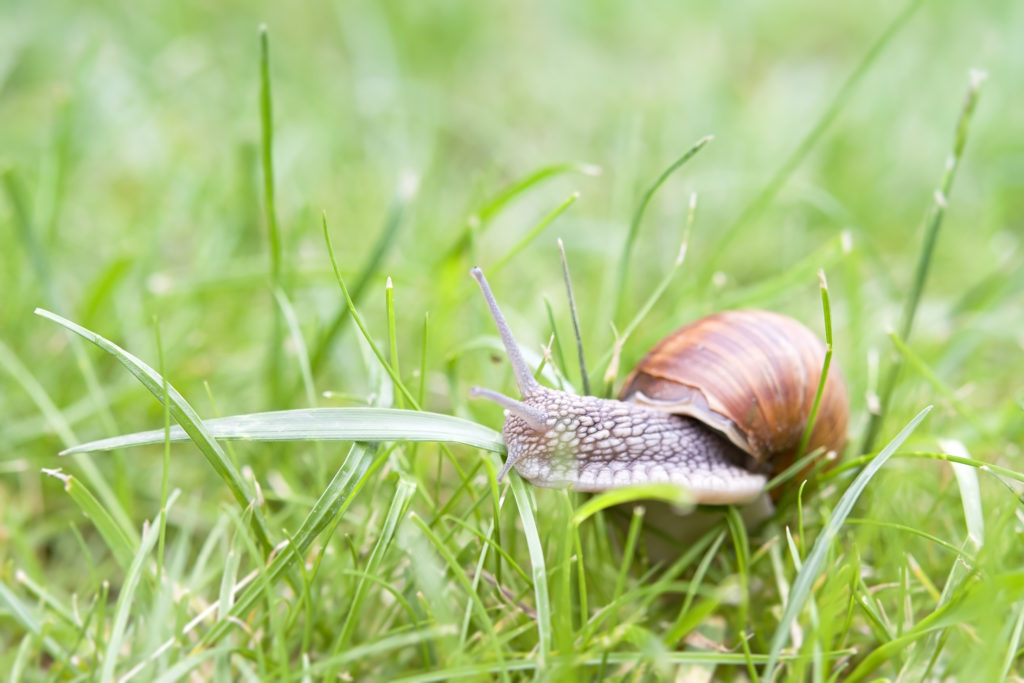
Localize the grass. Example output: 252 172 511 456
2 0 1024 680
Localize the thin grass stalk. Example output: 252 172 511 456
542 298 569 381
155 318 170 580
613 136 711 322
335 479 415 650
589 195 694 390
386 277 403 408
491 192 579 273
443 162 600 260
275 288 318 407
558 238 590 395
258 25 284 400
699 0 924 283
861 70 985 452
310 182 412 377
795 270 835 460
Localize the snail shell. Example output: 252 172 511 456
620 310 848 478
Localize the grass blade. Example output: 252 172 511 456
887 330 988 436
472 163 599 227
194 444 377 651
861 69 985 451
258 25 285 401
763 405 933 679
558 238 589 395
322 213 420 409
409 513 508 675
150 646 236 683
35 308 274 553
335 478 416 649
0 579 66 664
794 270 836 460
42 469 136 571
61 407 504 455
590 194 694 389
443 162 601 259
0 339 137 543
386 276 403 408
938 439 984 548
572 484 694 525
509 476 550 669
1001 601 1024 681
274 287 317 407
613 135 712 322
490 191 578 273
309 176 415 377
258 24 280 286
699 0 924 281
100 518 160 682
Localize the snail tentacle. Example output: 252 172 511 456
471 267 541 397
469 386 549 432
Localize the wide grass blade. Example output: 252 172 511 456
572 484 693 525
60 407 504 455
763 405 933 679
35 308 274 553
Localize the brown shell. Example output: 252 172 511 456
619 310 849 475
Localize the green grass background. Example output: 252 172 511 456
2 0 1023 679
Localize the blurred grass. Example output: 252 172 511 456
2 0 1024 679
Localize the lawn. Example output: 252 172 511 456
2 0 1023 680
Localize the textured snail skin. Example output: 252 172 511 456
503 386 768 504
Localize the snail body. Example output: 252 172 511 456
469 267 849 505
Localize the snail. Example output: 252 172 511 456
469 266 849 504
